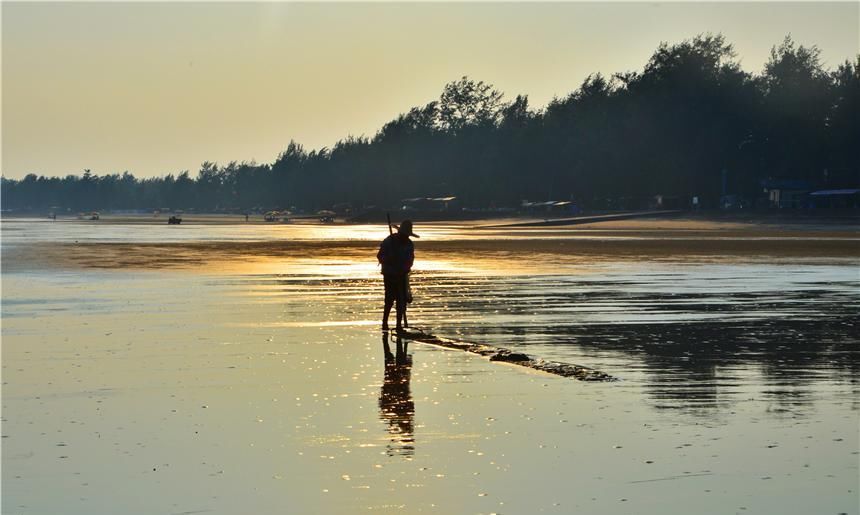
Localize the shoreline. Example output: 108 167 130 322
3 209 859 227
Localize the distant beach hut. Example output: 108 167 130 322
760 179 811 209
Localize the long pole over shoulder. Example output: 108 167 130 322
386 212 393 235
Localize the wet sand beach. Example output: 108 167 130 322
2 217 858 514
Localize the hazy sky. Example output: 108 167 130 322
2 2 858 179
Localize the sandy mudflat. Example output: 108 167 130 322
2 219 858 514
3 271 857 515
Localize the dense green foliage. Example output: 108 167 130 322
3 35 858 212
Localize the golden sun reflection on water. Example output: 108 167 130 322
266 223 467 242
210 255 475 279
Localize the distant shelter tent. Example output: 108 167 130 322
521 200 578 214
809 189 860 209
401 197 457 211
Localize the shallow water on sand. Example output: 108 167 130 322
2 220 858 514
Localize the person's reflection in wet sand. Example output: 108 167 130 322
379 332 415 456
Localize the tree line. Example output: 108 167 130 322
3 34 858 213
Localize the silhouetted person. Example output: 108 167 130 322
379 333 414 456
377 220 418 331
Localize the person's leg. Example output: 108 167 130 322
401 275 410 328
383 301 393 330
395 293 403 331
383 275 394 330
394 275 406 331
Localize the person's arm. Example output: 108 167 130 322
405 242 414 273
377 238 390 265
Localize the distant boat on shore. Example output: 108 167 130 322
77 211 99 220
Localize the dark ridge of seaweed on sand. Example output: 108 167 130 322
397 329 615 381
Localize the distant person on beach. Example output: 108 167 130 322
377 220 418 331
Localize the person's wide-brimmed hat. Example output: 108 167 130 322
395 219 419 238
